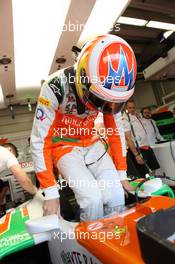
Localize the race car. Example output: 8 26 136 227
1 190 175 264
130 176 175 198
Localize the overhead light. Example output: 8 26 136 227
12 0 71 89
117 16 148 26
163 31 174 39
0 84 5 109
9 105 15 119
27 99 32 112
158 30 174 43
146 21 175 31
78 0 130 46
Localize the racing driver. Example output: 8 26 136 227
31 34 137 221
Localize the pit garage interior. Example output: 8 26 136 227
0 0 175 264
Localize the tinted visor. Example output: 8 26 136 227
87 91 125 114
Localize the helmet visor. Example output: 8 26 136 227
87 91 125 114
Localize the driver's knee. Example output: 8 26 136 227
78 187 102 209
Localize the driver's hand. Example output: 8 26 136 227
43 198 60 216
121 180 136 192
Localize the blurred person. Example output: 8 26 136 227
0 179 9 215
141 107 164 145
123 100 160 178
0 143 37 198
31 35 137 220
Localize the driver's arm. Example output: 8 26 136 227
31 75 64 215
103 112 127 180
103 112 136 192
153 119 164 141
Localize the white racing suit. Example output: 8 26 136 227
31 67 127 221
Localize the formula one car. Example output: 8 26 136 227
130 176 175 198
1 189 175 264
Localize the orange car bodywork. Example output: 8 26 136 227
76 197 175 264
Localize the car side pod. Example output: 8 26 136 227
26 215 61 234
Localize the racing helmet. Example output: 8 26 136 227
75 34 137 114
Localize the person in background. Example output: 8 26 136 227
123 100 160 178
0 179 9 215
0 143 37 210
141 107 164 146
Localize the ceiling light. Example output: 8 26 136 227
158 30 174 43
12 0 71 89
9 104 15 119
117 16 148 26
0 84 5 109
146 21 175 31
27 99 32 112
163 31 174 39
78 0 130 46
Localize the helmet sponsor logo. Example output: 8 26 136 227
99 43 136 91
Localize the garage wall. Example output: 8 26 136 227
133 80 157 109
0 105 36 136
133 79 175 109
0 105 37 162
162 80 175 95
